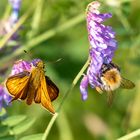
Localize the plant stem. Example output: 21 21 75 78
42 113 58 140
115 8 132 33
42 57 90 140
27 0 45 39
117 129 140 140
57 57 90 112
56 111 73 140
2 4 11 19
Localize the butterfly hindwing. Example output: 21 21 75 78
45 76 59 101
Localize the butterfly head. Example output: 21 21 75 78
32 59 44 68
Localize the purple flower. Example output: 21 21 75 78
8 0 22 49
10 60 31 75
80 1 118 100
9 0 22 24
0 85 12 110
10 59 42 75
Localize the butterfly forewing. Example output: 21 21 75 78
40 74 55 113
6 71 30 101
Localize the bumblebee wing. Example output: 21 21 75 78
120 77 135 89
34 75 55 114
106 91 114 106
5 71 30 101
45 76 59 101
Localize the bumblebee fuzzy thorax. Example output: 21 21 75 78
101 68 121 91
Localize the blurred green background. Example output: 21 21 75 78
0 0 140 140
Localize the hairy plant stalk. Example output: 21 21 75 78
117 129 140 140
42 57 90 140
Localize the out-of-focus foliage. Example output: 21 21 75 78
0 0 140 140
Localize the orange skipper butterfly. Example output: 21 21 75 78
5 59 59 114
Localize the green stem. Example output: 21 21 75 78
25 13 84 50
57 57 90 112
42 57 90 140
2 4 11 20
27 0 44 39
130 34 140 58
115 8 132 33
42 113 58 140
56 111 73 140
0 13 85 67
117 129 140 140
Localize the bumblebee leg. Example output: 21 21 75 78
95 87 103 94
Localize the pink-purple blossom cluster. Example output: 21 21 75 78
10 59 42 75
11 60 31 75
80 1 118 100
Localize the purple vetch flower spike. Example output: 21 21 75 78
0 85 12 110
80 1 118 100
9 0 22 24
10 60 31 75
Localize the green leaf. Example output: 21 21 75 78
2 115 27 127
19 133 43 140
0 125 9 137
10 117 36 135
0 135 15 140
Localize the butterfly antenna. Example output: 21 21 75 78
47 58 62 64
24 50 32 59
55 58 62 63
24 50 27 54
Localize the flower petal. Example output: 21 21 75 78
80 75 89 100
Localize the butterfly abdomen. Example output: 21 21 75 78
26 68 42 105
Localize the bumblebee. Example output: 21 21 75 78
95 62 135 105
